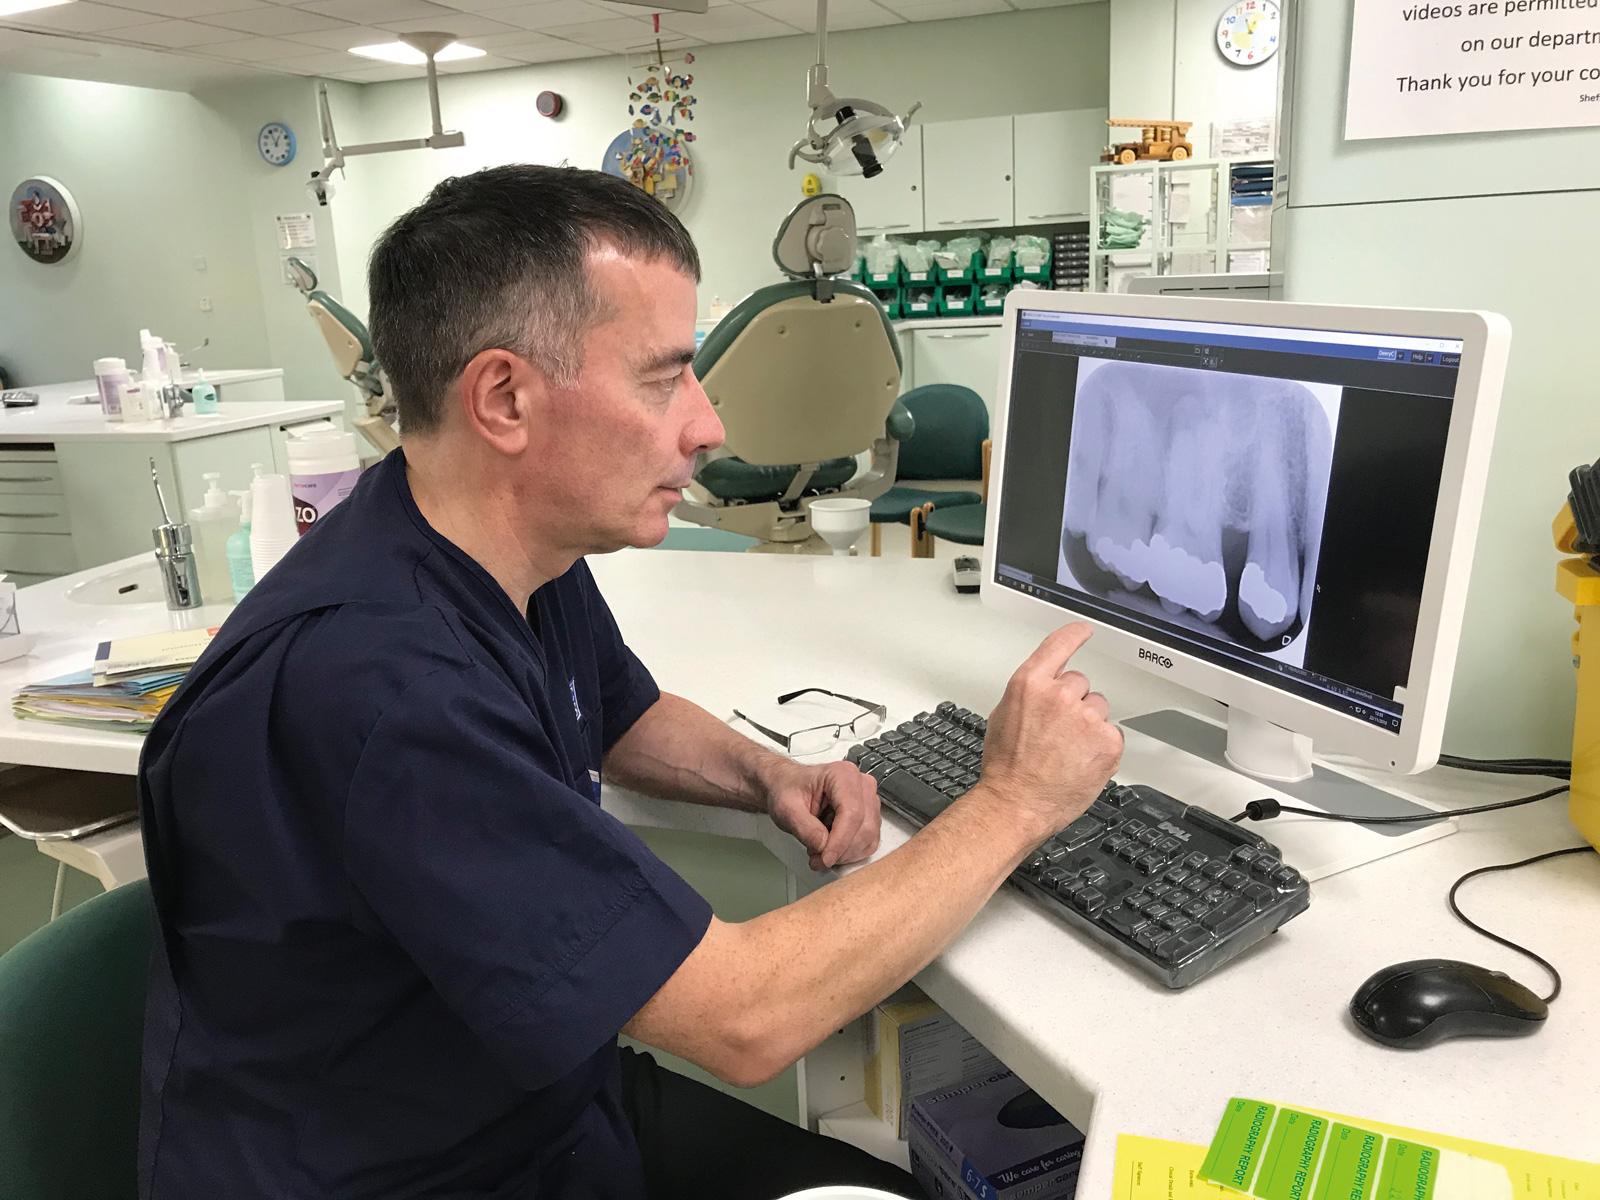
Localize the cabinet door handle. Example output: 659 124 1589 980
0 476 53 483
1024 212 1083 220
0 511 55 519
868 224 912 231
937 218 1000 226
928 332 991 340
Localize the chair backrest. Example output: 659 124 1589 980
0 880 154 1200
895 384 989 481
694 280 902 466
307 290 375 377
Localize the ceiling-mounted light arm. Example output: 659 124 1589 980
315 33 467 172
787 0 919 177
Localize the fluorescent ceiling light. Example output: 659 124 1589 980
0 0 75 16
348 40 484 65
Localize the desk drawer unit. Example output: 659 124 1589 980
0 446 76 579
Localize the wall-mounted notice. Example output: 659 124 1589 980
1345 0 1600 139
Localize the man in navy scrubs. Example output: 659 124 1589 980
137 166 1122 1199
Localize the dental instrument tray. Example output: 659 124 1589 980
1 390 39 407
848 702 1311 988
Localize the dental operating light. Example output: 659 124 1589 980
788 0 920 178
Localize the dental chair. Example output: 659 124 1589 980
285 257 399 455
673 196 912 549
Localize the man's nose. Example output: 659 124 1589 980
683 372 725 455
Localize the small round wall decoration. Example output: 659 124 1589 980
10 176 80 265
537 90 564 118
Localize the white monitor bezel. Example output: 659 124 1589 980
981 290 1509 774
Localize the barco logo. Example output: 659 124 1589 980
1138 648 1174 669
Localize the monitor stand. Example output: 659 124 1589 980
1115 709 1456 882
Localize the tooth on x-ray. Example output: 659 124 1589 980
1062 361 1333 644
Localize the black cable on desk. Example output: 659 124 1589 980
1447 845 1597 1004
1438 753 1571 780
1229 783 1569 826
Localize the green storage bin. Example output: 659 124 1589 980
975 285 1009 316
901 286 938 318
901 263 936 288
1013 249 1053 284
938 285 976 317
978 254 1013 283
934 251 981 286
862 264 901 289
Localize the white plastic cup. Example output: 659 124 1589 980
287 427 362 535
93 357 129 418
809 497 873 556
249 472 298 581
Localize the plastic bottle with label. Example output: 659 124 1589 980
190 369 218 415
189 472 235 605
226 488 255 602
93 357 129 419
287 427 363 535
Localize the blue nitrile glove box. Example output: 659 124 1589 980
907 1070 1085 1200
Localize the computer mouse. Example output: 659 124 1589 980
996 1087 1066 1129
1349 958 1547 1049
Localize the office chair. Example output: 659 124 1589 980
674 196 912 550
910 438 992 558
0 879 153 1200
285 256 399 455
869 384 986 556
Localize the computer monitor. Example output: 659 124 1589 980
982 292 1509 878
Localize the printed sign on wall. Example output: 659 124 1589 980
1345 0 1600 140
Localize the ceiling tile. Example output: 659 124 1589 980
1 3 167 33
658 6 795 33
117 16 250 45
192 33 326 57
683 23 792 39
493 35 608 59
878 0 1006 17
1007 0 1095 7
429 0 549 10
94 0 269 16
198 7 355 34
279 22 389 47
379 12 519 34
297 0 459 22
272 47 361 69
435 51 521 69
484 1 615 31
746 0 899 29
327 61 423 79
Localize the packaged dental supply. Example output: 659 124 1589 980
908 1070 1086 1200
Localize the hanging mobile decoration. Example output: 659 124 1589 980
605 17 699 209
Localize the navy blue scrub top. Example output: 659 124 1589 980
137 449 711 1199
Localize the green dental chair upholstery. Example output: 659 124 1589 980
673 195 912 549
869 383 987 554
0 880 154 1200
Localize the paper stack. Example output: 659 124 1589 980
13 626 218 733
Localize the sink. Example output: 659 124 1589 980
66 561 166 606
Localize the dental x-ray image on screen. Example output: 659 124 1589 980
1056 358 1339 664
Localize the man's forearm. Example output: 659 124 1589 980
604 692 787 813
625 784 1043 1087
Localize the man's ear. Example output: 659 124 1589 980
456 348 544 456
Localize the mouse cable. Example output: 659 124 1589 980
1448 844 1597 1004
1228 783 1568 825
1437 754 1571 780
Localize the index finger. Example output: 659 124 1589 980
1019 622 1095 679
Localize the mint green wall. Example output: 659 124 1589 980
0 73 273 388
1281 0 1600 756
192 78 354 406
315 5 1111 321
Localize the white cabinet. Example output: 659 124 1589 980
908 327 1004 425
1013 108 1107 224
832 125 924 236
922 116 1013 231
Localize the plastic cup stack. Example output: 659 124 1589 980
249 472 299 582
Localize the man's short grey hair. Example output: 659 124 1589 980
368 164 701 435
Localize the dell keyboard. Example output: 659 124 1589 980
845 702 1311 988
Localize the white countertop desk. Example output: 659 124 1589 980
3 550 1596 1189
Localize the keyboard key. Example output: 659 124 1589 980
1219 869 1250 891
1105 785 1139 808
1181 898 1211 920
1122 819 1147 836
1183 875 1209 895
1135 854 1165 875
935 701 957 717
1159 911 1189 931
1147 882 1173 899
1201 861 1229 880
1154 925 1215 963
1271 866 1302 890
1155 836 1183 855
1163 867 1192 886
1134 925 1173 951
1250 856 1280 880
1202 885 1229 904
1040 842 1070 863
1242 882 1275 911
1182 851 1209 871
1144 902 1172 921
1124 890 1151 909
1022 853 1047 875
1072 887 1106 915
1138 828 1162 846
1060 816 1107 850
1099 905 1146 937
1083 867 1109 887
1231 845 1259 866
1201 897 1254 937
1102 834 1132 855
1116 843 1143 864
1040 867 1072 889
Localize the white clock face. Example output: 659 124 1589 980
1217 0 1280 67
258 123 295 167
